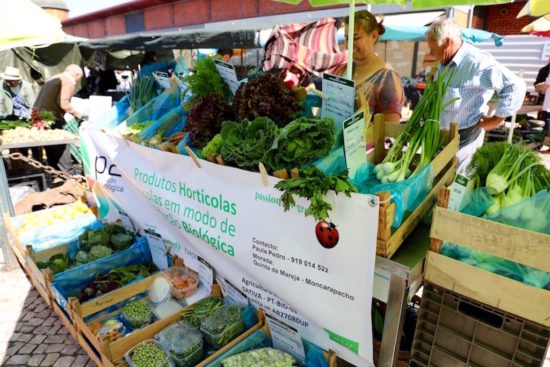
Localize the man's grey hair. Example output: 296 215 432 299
426 18 462 46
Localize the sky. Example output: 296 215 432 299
65 0 130 17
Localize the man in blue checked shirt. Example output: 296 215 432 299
426 18 526 174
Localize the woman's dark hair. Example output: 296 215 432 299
344 10 385 38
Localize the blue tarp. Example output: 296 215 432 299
378 25 502 46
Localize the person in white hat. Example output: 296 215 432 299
0 66 36 120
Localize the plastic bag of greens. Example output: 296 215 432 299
459 187 494 217
126 89 181 127
310 146 346 176
156 322 203 367
182 296 224 327
441 241 550 289
136 106 187 141
203 329 272 367
484 190 550 235
368 164 434 227
200 305 246 349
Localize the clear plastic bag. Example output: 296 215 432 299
200 305 246 349
484 190 550 235
136 106 187 141
368 164 434 228
459 187 494 217
156 322 204 367
125 89 182 127
441 242 550 289
50 237 151 311
94 95 131 131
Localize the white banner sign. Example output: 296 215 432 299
80 129 378 366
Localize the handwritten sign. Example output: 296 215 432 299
321 73 355 132
343 111 367 178
214 59 240 94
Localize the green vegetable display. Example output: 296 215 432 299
76 263 156 302
129 341 171 367
184 94 233 149
200 134 224 159
182 295 223 327
0 120 30 130
375 66 454 183
264 117 334 172
468 142 550 216
130 76 157 114
232 73 302 127
221 348 295 367
36 253 70 274
75 224 136 265
156 322 203 367
122 300 153 329
200 305 245 349
183 57 232 109
275 167 358 221
220 117 278 170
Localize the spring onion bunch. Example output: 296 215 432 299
374 66 456 183
129 76 157 113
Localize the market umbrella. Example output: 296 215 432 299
521 15 550 34
0 0 66 51
517 0 550 18
275 0 512 78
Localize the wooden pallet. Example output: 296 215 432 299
367 114 459 258
426 189 550 327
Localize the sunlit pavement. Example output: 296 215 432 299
0 263 95 367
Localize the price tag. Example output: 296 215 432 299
117 210 135 232
321 73 355 131
342 110 367 178
448 174 469 211
214 59 240 94
220 278 249 307
197 256 214 292
265 313 306 362
144 229 168 270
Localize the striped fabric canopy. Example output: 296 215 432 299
263 18 347 83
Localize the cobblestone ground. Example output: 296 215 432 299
0 263 96 367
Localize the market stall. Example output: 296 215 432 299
2 3 550 366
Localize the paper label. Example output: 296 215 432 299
321 73 355 131
117 210 135 232
220 278 249 307
197 256 214 291
144 229 168 270
266 313 307 362
214 59 240 94
448 174 469 211
343 111 367 178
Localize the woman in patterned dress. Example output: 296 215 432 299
336 10 405 123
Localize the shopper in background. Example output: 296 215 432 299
0 66 36 120
534 57 550 133
33 64 83 172
336 10 405 123
426 18 526 174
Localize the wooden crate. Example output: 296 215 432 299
366 114 459 258
426 189 550 327
69 278 264 366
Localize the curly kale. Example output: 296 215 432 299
232 73 302 127
220 117 278 171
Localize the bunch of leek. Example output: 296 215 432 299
375 66 455 183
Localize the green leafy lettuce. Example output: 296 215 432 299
264 117 335 172
183 57 232 109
